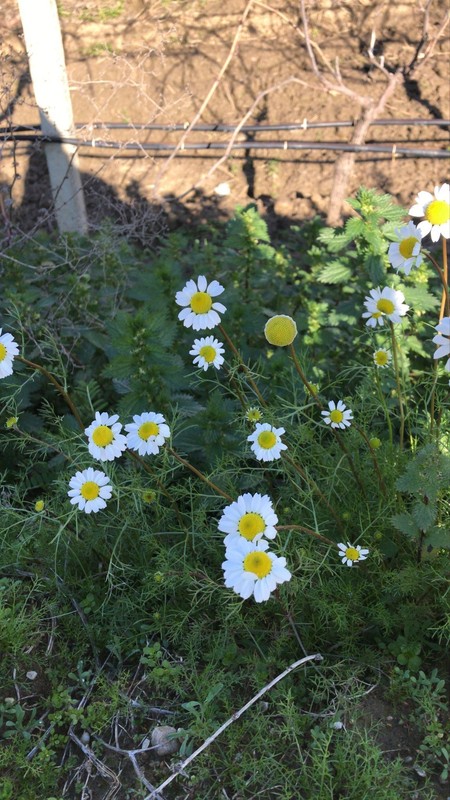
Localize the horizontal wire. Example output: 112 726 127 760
0 131 448 158
1 118 449 135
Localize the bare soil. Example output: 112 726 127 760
0 0 449 240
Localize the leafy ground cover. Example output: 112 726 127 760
0 187 449 799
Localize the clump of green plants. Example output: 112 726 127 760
0 184 448 798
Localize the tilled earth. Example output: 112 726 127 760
0 0 449 239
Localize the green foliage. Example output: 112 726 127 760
0 190 449 798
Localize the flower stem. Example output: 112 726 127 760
289 343 366 496
438 239 449 321
375 369 393 447
17 356 84 429
389 322 405 450
126 450 186 529
280 452 345 533
353 423 387 494
276 524 334 546
219 324 266 406
168 447 234 503
289 344 322 409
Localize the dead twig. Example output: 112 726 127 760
144 653 323 799
152 0 256 197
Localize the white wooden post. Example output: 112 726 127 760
17 0 88 234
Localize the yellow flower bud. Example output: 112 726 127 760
264 315 298 347
369 437 382 449
35 500 45 512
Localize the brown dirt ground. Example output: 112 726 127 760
0 0 449 241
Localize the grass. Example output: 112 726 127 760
0 194 449 798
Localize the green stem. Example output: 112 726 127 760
353 423 387 495
427 250 449 320
389 322 405 450
126 450 186 530
289 344 366 497
276 524 334 546
375 369 393 447
289 344 322 409
168 447 234 503
219 324 267 406
281 453 344 533
17 356 84 429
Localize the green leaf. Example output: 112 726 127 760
411 499 437 533
391 512 420 538
423 527 450 549
365 254 386 284
316 261 352 284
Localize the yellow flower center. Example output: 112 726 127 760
264 315 297 347
199 345 216 363
138 421 159 440
0 343 7 362
374 350 389 366
372 311 382 319
425 200 450 226
92 425 114 447
257 430 277 449
345 547 360 561
190 291 212 314
238 512 266 541
330 409 344 424
6 416 18 428
399 236 418 259
80 481 100 501
376 298 395 315
243 550 272 578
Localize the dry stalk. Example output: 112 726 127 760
143 653 323 799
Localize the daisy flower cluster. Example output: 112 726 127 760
218 493 291 602
68 410 170 513
175 274 227 374
384 183 450 374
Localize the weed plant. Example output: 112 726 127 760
0 187 449 799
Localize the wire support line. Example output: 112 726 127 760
1 132 448 158
2 118 449 135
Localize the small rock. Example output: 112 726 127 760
214 182 231 197
151 726 180 758
403 755 413 763
331 721 345 730
80 731 90 745
26 671 38 680
386 715 394 721
414 766 426 778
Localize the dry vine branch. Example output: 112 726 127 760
297 0 450 225
152 0 256 198
143 653 322 799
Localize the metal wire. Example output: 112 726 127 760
2 118 449 134
1 131 448 158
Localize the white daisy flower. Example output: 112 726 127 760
218 492 278 547
85 412 127 462
321 400 353 430
409 183 450 242
175 275 226 331
432 316 450 372
387 221 423 275
0 328 20 379
189 336 225 371
362 287 409 328
125 412 170 456
247 422 287 462
222 538 291 603
337 541 369 567
68 467 112 514
373 348 391 368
